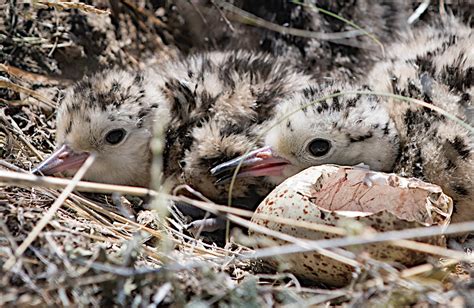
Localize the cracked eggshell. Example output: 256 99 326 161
250 165 452 287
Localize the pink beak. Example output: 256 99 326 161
210 146 290 183
33 144 90 176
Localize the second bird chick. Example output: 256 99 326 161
212 18 473 222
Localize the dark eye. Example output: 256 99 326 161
308 139 331 157
105 129 126 145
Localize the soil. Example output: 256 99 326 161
1 1 473 306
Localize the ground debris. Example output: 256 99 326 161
1 1 473 306
1 0 176 79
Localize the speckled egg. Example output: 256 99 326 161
249 165 452 287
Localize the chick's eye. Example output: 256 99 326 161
308 138 331 157
105 129 126 145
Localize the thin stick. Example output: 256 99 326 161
408 0 431 24
292 0 385 55
175 196 359 267
0 170 157 196
244 221 474 261
391 239 469 261
2 115 45 160
182 195 469 261
216 0 366 42
177 195 345 235
0 160 27 173
1 170 466 262
2 153 96 271
228 213 361 268
34 1 110 15
0 77 56 109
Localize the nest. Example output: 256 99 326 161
1 1 473 306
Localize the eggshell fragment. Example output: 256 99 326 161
250 165 452 287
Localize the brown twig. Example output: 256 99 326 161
0 170 156 196
245 221 474 261
215 0 366 41
3 153 96 270
0 77 56 110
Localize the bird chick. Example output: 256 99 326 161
34 69 166 186
34 51 314 206
212 19 473 221
211 83 400 185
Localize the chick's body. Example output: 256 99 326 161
160 51 313 205
44 51 313 206
368 20 473 220
223 19 473 222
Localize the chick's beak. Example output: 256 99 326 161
210 146 290 183
32 144 90 176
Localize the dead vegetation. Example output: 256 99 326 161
1 1 474 307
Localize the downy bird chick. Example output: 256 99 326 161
34 51 314 207
212 19 473 222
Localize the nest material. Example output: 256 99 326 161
1 1 473 306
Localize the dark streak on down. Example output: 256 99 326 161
348 132 373 143
450 136 471 159
452 184 469 196
65 121 72 135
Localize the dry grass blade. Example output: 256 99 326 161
120 0 168 29
229 214 361 268
2 153 96 270
179 196 470 262
0 170 157 196
245 221 474 261
33 1 110 15
215 0 365 41
408 0 431 24
177 195 345 235
0 77 56 110
291 0 385 55
390 239 469 261
0 64 66 85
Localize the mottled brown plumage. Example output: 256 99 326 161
215 18 473 222
34 51 313 209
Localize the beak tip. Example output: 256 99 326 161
215 177 225 185
31 166 50 176
209 166 220 176
31 163 46 176
31 145 90 177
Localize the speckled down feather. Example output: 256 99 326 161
260 18 473 222
50 51 314 207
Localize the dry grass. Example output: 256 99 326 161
1 1 474 307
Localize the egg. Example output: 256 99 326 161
249 165 452 286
